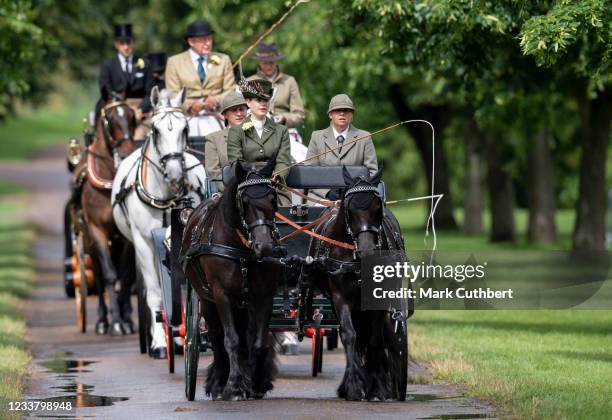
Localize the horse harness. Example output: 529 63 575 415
113 136 205 229
181 176 284 306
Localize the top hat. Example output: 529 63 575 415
252 42 284 62
114 23 133 41
146 52 167 73
185 20 215 40
238 78 273 101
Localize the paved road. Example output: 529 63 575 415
1 145 496 419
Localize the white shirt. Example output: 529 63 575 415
189 48 208 74
118 54 133 73
252 117 265 139
332 126 349 144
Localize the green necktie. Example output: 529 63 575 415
197 56 206 82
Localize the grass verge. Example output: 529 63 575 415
0 183 34 415
393 204 612 418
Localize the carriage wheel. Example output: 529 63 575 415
184 284 200 401
75 233 88 333
326 329 338 351
165 322 175 374
311 328 323 377
136 270 149 354
63 202 75 298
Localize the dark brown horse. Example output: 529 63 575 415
72 96 136 335
308 166 408 401
181 159 284 400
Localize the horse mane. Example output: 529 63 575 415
220 176 241 229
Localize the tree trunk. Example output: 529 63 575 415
484 132 516 242
527 130 557 243
572 89 612 251
463 120 483 234
388 84 458 229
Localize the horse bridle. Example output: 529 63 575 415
100 101 135 149
149 106 189 184
343 180 384 252
236 176 281 246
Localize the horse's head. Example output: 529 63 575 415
99 93 136 160
235 159 281 260
341 166 384 253
150 86 188 195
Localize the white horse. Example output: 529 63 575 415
111 87 207 357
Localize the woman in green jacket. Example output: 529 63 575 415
226 78 292 185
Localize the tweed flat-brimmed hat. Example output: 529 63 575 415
184 20 215 40
238 78 273 101
251 42 284 62
220 91 247 114
327 94 355 113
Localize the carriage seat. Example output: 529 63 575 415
222 165 370 189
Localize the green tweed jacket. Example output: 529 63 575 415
227 116 291 180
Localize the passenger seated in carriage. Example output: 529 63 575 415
204 91 248 192
306 93 378 200
165 20 235 116
97 23 154 142
227 78 292 206
247 43 305 130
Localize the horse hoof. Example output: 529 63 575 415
150 347 167 360
110 322 125 336
122 320 135 335
95 321 109 335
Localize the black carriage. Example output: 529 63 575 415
154 164 409 401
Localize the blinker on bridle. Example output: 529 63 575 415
100 101 134 148
343 181 384 253
236 176 280 246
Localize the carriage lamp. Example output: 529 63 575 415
179 207 194 225
67 138 83 166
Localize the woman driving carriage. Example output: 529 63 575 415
226 78 292 205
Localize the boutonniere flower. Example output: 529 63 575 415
136 58 145 69
209 55 221 65
242 121 254 131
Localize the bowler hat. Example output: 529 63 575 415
220 91 247 114
146 52 167 73
238 78 273 101
114 23 133 41
185 20 215 39
252 42 284 62
327 94 355 113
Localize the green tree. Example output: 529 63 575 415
0 0 46 119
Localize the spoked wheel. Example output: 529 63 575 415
184 284 200 401
311 328 323 377
75 233 88 333
136 270 149 354
164 320 175 374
